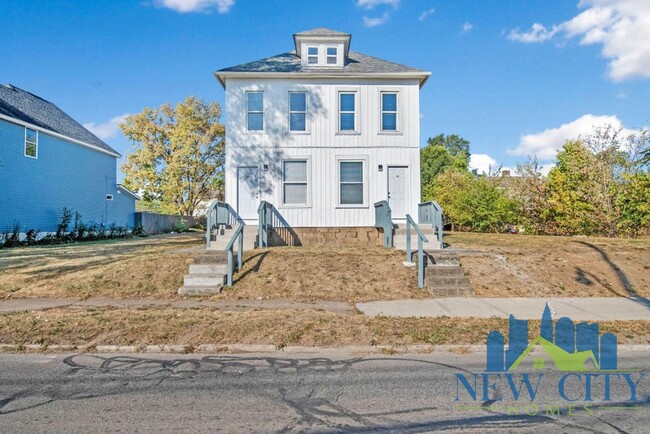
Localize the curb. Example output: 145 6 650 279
1 343 649 355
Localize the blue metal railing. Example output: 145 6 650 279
224 222 244 286
418 201 444 249
205 199 243 249
405 214 429 288
374 200 393 248
257 201 299 247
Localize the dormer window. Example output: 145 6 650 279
327 47 337 65
307 47 318 65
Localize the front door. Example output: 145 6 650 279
237 166 259 219
388 166 408 219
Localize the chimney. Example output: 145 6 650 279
501 170 511 177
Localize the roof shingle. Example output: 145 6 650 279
294 27 350 36
0 84 120 156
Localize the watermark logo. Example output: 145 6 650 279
454 304 645 416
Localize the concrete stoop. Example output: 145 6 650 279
178 251 228 296
423 251 474 297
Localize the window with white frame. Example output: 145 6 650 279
246 91 263 131
381 92 398 131
289 92 306 132
307 47 318 64
282 160 308 205
24 127 38 158
339 161 364 205
339 92 356 132
326 47 338 65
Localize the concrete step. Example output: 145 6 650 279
426 286 475 297
425 253 460 266
189 263 228 274
425 276 471 287
194 251 228 264
425 265 465 277
178 285 224 296
183 273 226 287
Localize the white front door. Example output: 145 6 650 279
237 166 259 219
388 166 408 219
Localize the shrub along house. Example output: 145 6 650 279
0 84 138 235
214 28 430 244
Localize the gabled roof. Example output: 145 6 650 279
216 51 430 87
294 27 350 37
0 84 120 157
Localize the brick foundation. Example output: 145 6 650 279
267 227 386 247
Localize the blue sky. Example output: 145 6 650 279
1 0 648 177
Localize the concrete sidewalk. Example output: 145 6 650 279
356 297 650 320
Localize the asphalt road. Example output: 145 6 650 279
0 350 648 433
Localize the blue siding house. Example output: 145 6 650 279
0 84 138 233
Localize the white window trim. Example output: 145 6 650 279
336 155 369 208
379 90 402 134
288 91 309 134
337 90 360 135
24 127 38 159
306 45 319 65
279 157 311 209
246 90 264 133
326 46 338 65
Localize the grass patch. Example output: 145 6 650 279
0 308 647 348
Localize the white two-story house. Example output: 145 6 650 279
215 28 430 231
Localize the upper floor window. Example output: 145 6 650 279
381 92 398 131
307 47 318 64
326 47 338 65
339 92 356 132
246 91 263 131
289 92 307 132
24 127 38 158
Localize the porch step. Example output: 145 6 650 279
424 265 465 277
425 251 461 266
425 275 471 287
183 273 226 287
426 286 474 297
178 285 225 296
189 263 228 274
422 252 475 297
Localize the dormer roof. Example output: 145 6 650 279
293 27 351 58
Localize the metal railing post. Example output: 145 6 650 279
406 217 412 262
227 249 233 286
418 236 424 288
238 229 243 270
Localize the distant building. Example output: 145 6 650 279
0 84 138 233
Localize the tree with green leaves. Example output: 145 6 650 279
421 133 471 202
426 133 471 165
120 96 225 216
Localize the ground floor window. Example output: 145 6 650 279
339 160 364 205
282 159 308 205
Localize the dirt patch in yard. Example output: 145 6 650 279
0 234 203 299
218 246 429 303
0 308 647 348
446 233 650 298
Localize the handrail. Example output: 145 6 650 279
224 222 245 286
418 201 444 249
257 201 298 247
405 214 429 288
205 199 244 248
374 200 393 248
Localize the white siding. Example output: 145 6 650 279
224 77 421 227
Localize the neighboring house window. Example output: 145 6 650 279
381 92 398 131
339 161 364 205
283 160 308 205
24 127 38 158
246 91 264 131
339 92 356 131
327 47 337 65
289 92 307 132
307 47 318 64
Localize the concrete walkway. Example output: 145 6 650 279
0 298 355 315
356 297 650 320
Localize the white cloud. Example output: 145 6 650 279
356 0 399 9
155 0 234 13
507 114 628 159
507 0 650 81
461 22 474 33
418 8 435 21
363 13 390 27
84 114 130 141
470 154 498 175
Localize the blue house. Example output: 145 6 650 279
0 84 138 234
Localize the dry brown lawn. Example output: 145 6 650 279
446 232 650 298
0 234 203 299
0 308 647 348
